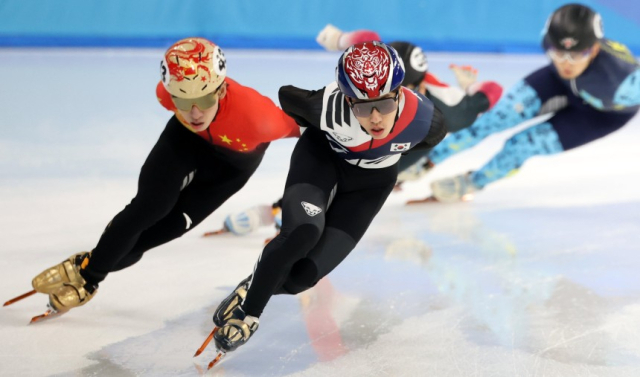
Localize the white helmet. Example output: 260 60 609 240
161 37 227 99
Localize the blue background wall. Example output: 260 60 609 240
1 0 639 53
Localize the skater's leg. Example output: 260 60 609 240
81 122 198 283
240 129 339 318
428 65 570 165
279 181 395 295
472 102 635 189
112 155 262 271
470 121 563 188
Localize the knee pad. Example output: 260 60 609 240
279 258 320 295
306 227 357 278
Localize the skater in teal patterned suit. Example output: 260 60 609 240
424 3 640 202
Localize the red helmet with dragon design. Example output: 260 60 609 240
336 41 405 100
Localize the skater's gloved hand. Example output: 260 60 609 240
316 24 344 51
467 81 503 109
449 64 478 92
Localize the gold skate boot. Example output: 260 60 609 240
28 274 98 323
31 252 91 294
48 278 97 313
5 251 97 322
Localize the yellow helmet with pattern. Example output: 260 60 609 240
160 37 227 99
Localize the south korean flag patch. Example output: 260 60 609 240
390 142 411 152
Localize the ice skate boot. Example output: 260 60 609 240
32 252 91 294
45 252 98 313
28 279 97 323
214 306 259 352
194 286 258 369
213 276 252 327
27 252 97 323
48 277 98 313
4 252 92 308
430 171 480 202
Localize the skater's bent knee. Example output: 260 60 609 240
291 258 319 286
280 258 320 295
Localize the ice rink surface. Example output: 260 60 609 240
1 48 639 377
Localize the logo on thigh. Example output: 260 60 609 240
301 201 322 217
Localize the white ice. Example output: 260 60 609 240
1 48 639 377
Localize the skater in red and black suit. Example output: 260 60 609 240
13 37 300 320
210 41 447 355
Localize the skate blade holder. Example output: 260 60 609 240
193 326 227 370
30 304 62 324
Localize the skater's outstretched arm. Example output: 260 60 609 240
278 85 326 131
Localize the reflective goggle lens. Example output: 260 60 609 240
171 91 218 111
547 47 592 63
350 93 399 117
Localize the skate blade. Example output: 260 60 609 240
207 350 226 370
193 326 226 370
202 228 228 237
29 307 63 324
407 194 474 205
193 326 219 357
4 289 37 307
406 196 439 205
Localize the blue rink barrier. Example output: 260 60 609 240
1 0 639 53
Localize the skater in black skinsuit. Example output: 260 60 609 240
210 41 447 355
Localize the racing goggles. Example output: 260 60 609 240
171 85 222 111
546 47 593 64
349 91 399 117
